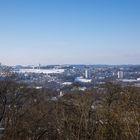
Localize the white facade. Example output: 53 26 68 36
137 78 140 81
118 71 124 79
62 82 72 85
75 77 92 83
85 69 88 79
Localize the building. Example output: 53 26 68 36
75 77 92 83
118 71 124 79
85 69 88 78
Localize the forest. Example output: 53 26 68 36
0 76 140 140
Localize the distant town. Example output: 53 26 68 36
1 63 140 93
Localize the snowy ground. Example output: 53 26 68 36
17 69 65 74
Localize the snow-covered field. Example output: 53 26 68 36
17 69 65 74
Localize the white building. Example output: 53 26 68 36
118 71 124 79
62 82 72 86
75 77 92 83
85 69 88 79
137 78 140 81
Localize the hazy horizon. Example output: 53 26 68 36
0 0 140 65
2 63 140 67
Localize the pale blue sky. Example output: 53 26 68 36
0 0 140 65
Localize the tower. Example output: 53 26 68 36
118 71 124 79
38 64 41 69
85 69 88 79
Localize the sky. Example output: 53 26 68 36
0 0 140 66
